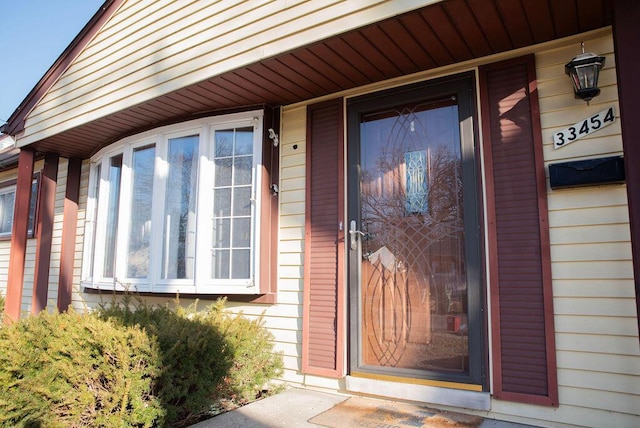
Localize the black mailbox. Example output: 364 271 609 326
549 156 625 189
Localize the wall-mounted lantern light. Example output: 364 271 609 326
565 42 606 103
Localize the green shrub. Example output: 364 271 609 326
0 293 4 320
186 300 284 405
98 298 283 427
0 310 164 427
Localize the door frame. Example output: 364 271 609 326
345 71 485 387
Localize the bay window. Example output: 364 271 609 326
83 111 266 294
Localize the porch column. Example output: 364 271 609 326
612 0 640 338
57 158 81 312
4 148 35 321
32 152 59 314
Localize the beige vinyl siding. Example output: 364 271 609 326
254 104 306 384
0 168 16 297
19 240 36 315
47 158 67 308
0 243 8 296
489 32 639 428
73 162 90 304
19 0 442 147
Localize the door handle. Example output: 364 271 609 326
349 220 366 250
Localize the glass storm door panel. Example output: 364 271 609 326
348 75 483 385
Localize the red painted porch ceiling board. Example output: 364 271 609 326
29 0 611 159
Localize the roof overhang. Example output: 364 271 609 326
7 0 613 159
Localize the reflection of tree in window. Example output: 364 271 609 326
104 156 122 278
362 143 465 314
361 102 465 309
163 136 198 279
127 145 155 278
359 100 468 372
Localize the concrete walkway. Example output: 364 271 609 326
190 387 539 427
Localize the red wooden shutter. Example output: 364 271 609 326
302 99 345 377
479 55 558 406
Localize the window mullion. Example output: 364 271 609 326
115 147 133 287
148 138 166 291
83 162 101 283
94 157 112 284
251 119 262 285
194 126 211 291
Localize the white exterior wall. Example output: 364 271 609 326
18 0 442 147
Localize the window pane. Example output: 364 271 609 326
103 155 122 278
213 188 231 217
214 158 232 187
0 190 15 235
234 127 254 155
212 126 255 281
231 249 250 279
212 218 230 248
215 130 233 157
162 135 199 280
358 100 471 374
89 164 101 278
127 145 155 278
28 181 38 234
232 218 250 247
232 187 251 216
212 250 230 279
233 156 252 185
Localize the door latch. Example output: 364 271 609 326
349 220 366 250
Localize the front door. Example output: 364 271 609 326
347 73 484 386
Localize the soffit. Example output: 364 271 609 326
28 0 612 159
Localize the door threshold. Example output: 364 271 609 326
350 371 482 391
346 374 490 411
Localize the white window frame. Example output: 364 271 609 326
0 183 17 238
82 111 263 294
0 177 39 239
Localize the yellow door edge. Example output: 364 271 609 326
350 371 483 392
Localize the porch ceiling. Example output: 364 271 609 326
32 0 612 159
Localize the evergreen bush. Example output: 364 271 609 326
98 298 283 427
0 310 164 427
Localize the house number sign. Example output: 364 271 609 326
553 106 615 149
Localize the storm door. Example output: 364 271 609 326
347 74 484 385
